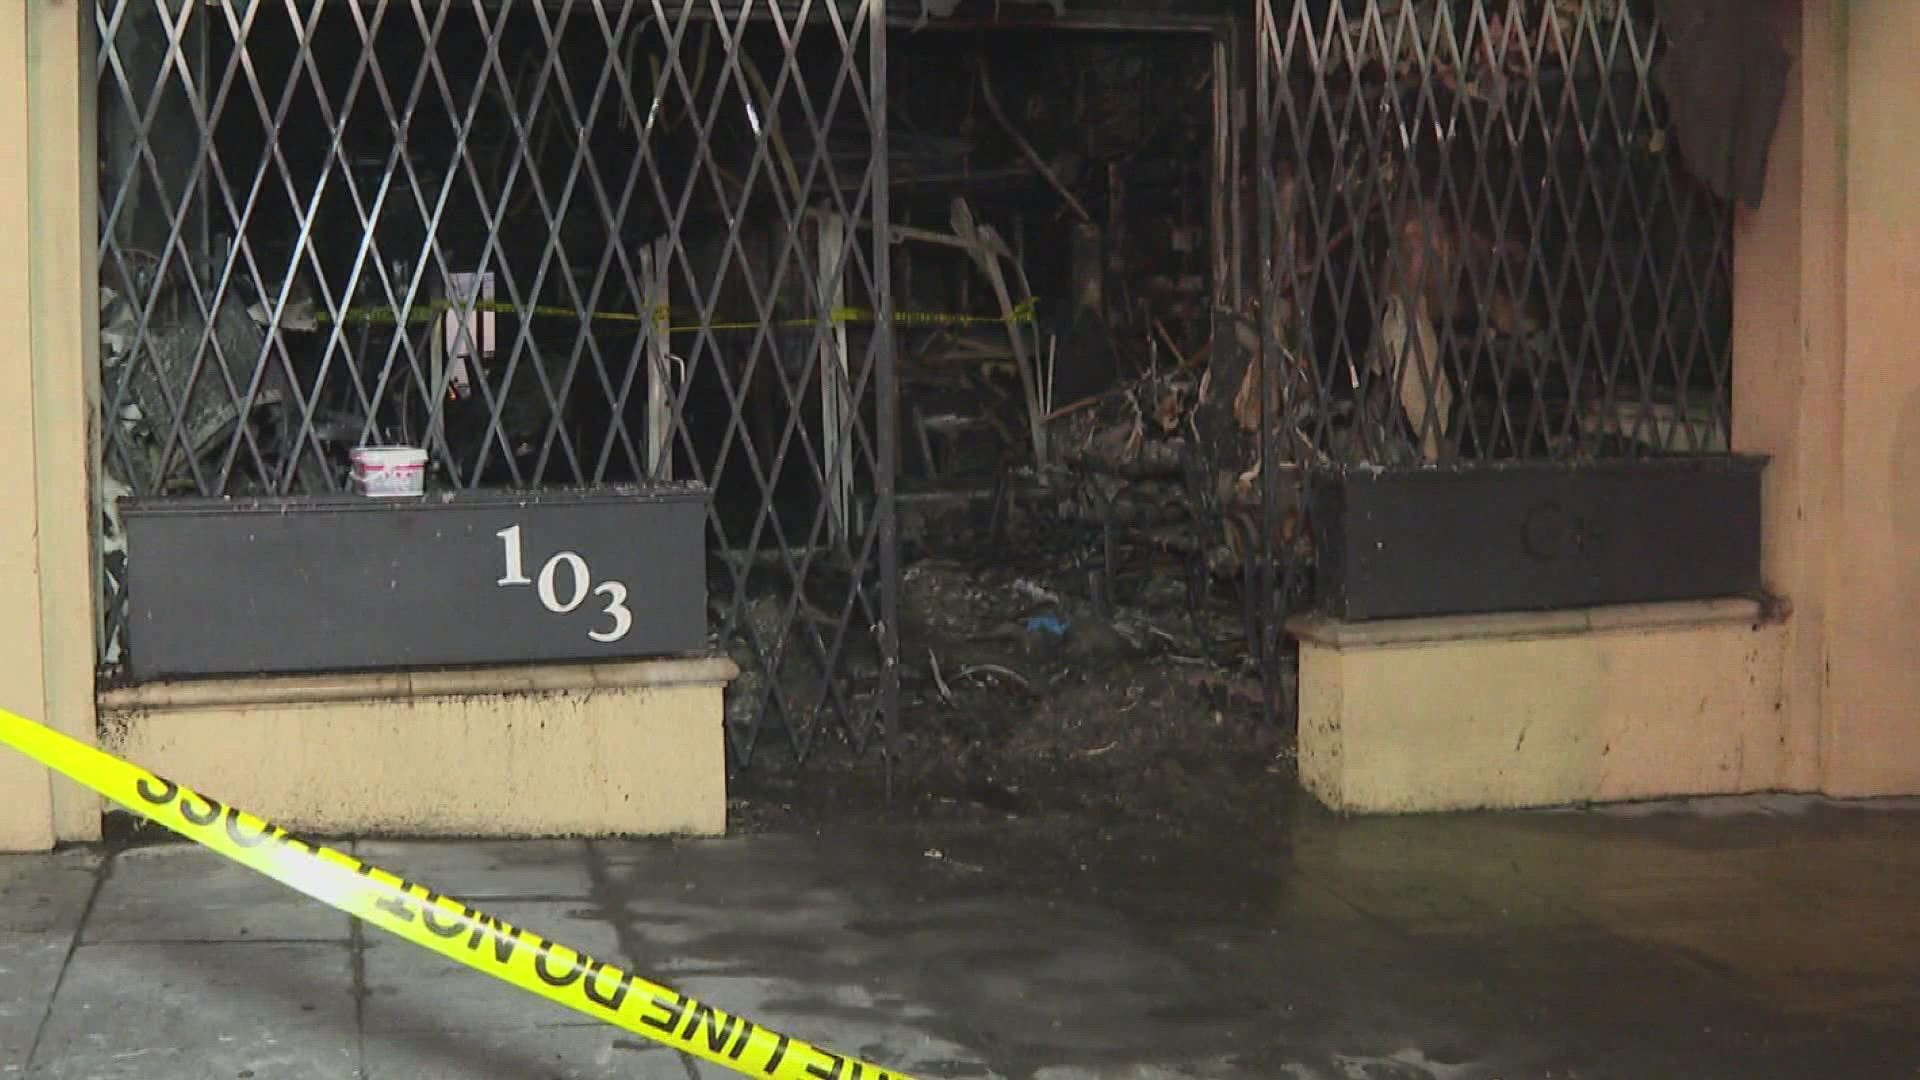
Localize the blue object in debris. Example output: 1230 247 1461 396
1026 614 1070 636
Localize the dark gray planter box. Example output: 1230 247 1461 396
1305 455 1768 622
120 485 710 683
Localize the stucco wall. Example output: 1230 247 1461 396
100 660 734 837
0 3 55 852
1 2 102 851
1736 0 1920 798
1825 0 1920 795
1731 0 1840 795
27 0 104 842
1299 603 1791 813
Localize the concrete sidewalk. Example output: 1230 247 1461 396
3 797 1919 1079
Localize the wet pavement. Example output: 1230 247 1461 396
2 794 1918 1078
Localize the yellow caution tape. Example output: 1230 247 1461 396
0 707 918 1080
323 296 1037 334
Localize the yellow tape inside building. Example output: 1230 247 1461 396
0 707 918 1080
323 296 1038 334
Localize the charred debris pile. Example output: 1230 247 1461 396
745 0 1733 768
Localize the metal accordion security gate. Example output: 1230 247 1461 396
96 0 1746 767
1252 0 1739 696
94 0 898 768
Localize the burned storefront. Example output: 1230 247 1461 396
93 0 1761 807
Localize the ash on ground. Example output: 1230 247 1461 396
731 493 1298 836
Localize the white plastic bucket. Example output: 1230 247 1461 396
350 445 427 497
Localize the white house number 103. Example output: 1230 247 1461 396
494 525 634 643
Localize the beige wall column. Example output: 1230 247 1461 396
1827 0 1920 795
1739 0 1920 799
1730 0 1844 793
28 0 104 841
0 4 57 852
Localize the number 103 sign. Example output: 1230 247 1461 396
495 525 635 643
116 488 708 680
